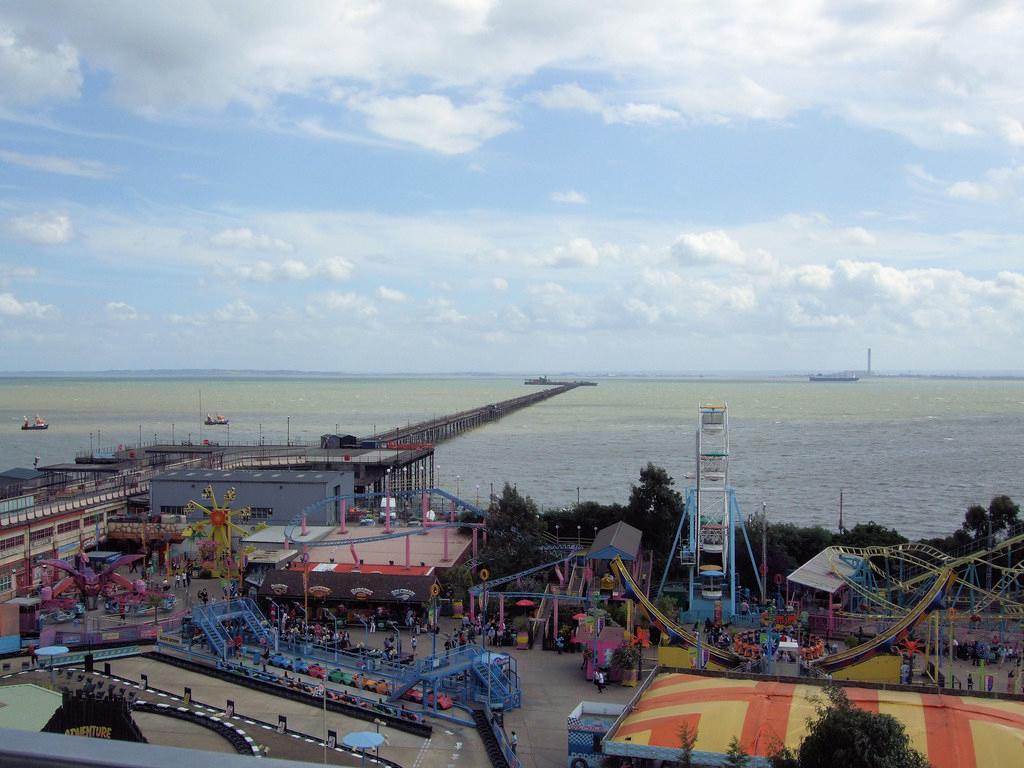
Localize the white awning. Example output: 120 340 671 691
787 548 862 594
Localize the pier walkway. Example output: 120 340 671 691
371 383 582 446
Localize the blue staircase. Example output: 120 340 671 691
385 645 522 712
470 654 521 710
191 598 273 659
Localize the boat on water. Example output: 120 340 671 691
809 372 860 382
22 415 49 430
204 413 229 425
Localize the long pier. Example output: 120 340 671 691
371 383 582 446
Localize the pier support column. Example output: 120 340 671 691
339 498 348 534
442 526 449 562
405 533 411 569
421 491 429 525
499 594 505 630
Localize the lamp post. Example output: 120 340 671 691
287 417 291 446
577 525 581 547
456 475 461 499
385 469 392 533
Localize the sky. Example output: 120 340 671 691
1 2 1023 373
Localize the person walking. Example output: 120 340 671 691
967 673 974 691
595 669 606 693
510 731 518 754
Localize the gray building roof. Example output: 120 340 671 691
155 469 342 484
588 521 643 561
0 467 45 481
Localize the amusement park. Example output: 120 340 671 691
0 403 1022 768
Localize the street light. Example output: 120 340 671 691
577 525 581 546
456 475 461 499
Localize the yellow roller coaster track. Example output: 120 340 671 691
824 530 1024 616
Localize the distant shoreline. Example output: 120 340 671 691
1 370 1023 382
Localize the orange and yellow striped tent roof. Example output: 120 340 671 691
605 673 1024 768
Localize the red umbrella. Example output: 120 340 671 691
572 612 588 620
515 598 536 607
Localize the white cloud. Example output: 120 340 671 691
534 238 602 268
946 181 988 200
551 189 588 205
534 83 603 114
280 260 312 280
210 227 293 252
840 227 877 247
525 281 596 329
168 312 205 326
315 291 377 319
0 291 55 318
424 296 466 324
229 255 353 284
7 212 74 245
213 299 258 323
5 5 1024 148
1000 118 1024 146
320 257 354 282
377 286 406 302
105 301 137 320
605 102 681 125
672 230 776 273
0 265 36 288
0 149 114 178
352 93 516 154
491 277 508 291
535 84 681 126
0 29 81 105
944 165 1024 202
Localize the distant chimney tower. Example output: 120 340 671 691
867 347 872 375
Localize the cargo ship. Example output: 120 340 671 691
21 415 48 430
809 372 860 382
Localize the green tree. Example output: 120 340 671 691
724 736 750 767
833 521 908 549
961 496 1020 540
962 504 989 540
479 483 546 579
439 564 474 603
625 463 684 571
677 721 698 768
988 495 1020 532
771 686 930 768
145 592 164 628
542 500 626 539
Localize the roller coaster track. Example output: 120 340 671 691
812 568 956 674
610 556 743 670
826 528 1024 615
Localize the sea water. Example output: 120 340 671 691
2 374 1022 539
